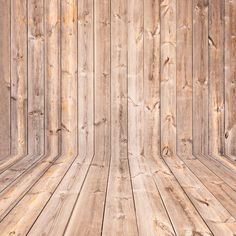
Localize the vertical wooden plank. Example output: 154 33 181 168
193 0 209 155
61 0 77 156
144 0 160 160
45 0 60 155
160 0 177 156
128 0 144 161
0 0 10 157
28 0 45 155
127 0 146 232
176 0 193 156
102 0 138 235
208 0 225 157
225 0 236 160
92 0 110 168
11 0 27 156
78 0 94 162
64 0 111 234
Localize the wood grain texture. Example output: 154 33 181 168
176 1 236 221
60 0 78 156
176 0 193 156
225 0 236 160
45 0 60 155
208 0 225 157
65 1 111 235
28 1 94 234
127 1 176 235
0 0 235 235
160 0 177 157
193 0 209 155
103 0 138 235
0 0 10 157
28 0 45 155
0 0 27 175
11 0 27 156
77 0 94 166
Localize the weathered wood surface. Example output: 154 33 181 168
28 0 45 155
208 0 225 157
0 0 10 157
160 0 177 157
193 0 209 156
225 0 236 161
11 0 27 156
65 0 111 234
103 0 138 235
0 0 235 235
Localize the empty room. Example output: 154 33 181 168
0 0 235 235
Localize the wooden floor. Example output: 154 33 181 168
0 0 236 235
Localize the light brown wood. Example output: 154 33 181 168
28 1 95 234
176 0 193 156
208 0 225 157
45 0 60 155
193 0 209 155
177 0 236 224
225 0 236 160
65 0 111 235
61 0 78 157
28 0 45 155
0 0 10 157
103 0 138 235
11 0 27 156
160 0 177 157
0 0 235 235
0 0 28 178
127 1 176 235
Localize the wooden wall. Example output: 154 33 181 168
0 0 235 163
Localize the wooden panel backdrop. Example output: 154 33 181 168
0 0 235 235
